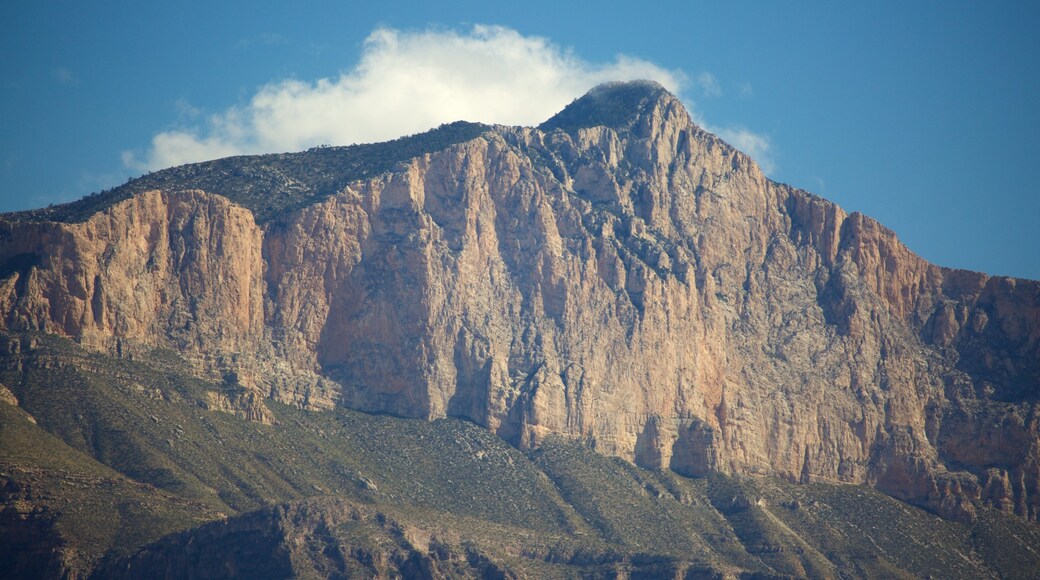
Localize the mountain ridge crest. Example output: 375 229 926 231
0 80 1037 533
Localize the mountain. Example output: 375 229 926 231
1 80 1038 578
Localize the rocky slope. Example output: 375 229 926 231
4 332 1040 578
1 81 1038 529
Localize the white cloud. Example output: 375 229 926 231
695 72 722 97
173 98 203 121
712 126 775 174
124 25 776 177
125 25 683 172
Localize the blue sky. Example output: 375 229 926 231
3 1 1038 279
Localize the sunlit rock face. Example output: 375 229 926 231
3 81 1038 521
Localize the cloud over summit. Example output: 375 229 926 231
126 25 772 176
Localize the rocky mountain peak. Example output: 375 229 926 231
1 78 1039 549
539 80 688 134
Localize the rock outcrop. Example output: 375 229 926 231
0 189 336 411
99 498 524 579
2 81 1037 522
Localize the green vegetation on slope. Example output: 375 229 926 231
0 399 217 575
0 332 580 531
538 80 669 134
2 331 1039 578
6 121 489 225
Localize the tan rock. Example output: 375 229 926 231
2 82 1038 520
0 382 18 407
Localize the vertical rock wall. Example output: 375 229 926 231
1 82 1037 520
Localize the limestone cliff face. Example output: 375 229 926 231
0 189 337 411
0 189 263 362
2 81 1037 521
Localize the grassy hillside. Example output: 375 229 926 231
0 400 217 576
2 331 1039 578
